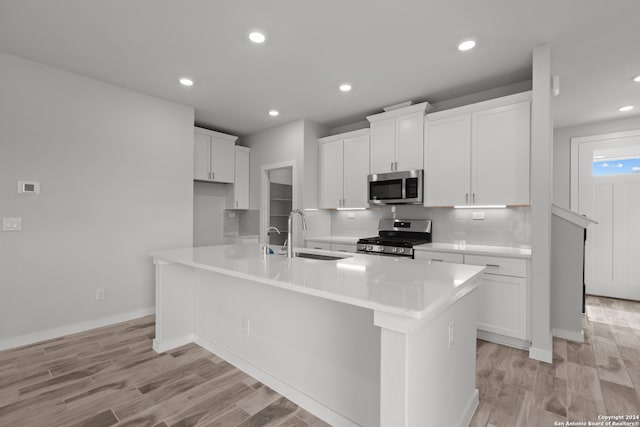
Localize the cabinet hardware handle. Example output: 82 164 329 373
432 259 443 262
465 193 469 203
212 171 215 180
236 200 239 208
395 161 398 171
485 264 500 268
343 198 346 206
338 250 347 252
314 247 322 249
391 161 394 171
472 193 476 203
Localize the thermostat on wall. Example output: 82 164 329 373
18 181 40 194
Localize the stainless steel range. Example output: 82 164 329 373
356 218 432 258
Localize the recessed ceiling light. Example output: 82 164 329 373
179 78 193 87
339 83 352 92
249 31 266 44
268 110 279 117
634 75 640 82
458 40 476 51
619 105 635 112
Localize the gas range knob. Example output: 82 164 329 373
398 248 405 254
366 245 373 251
392 247 398 253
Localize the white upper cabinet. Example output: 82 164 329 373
424 93 531 207
472 102 531 206
319 129 370 209
367 103 430 174
424 115 471 206
229 146 250 209
194 127 237 183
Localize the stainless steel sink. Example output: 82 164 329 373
294 252 352 261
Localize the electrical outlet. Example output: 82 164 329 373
95 288 105 301
2 218 22 231
242 318 250 335
448 321 455 348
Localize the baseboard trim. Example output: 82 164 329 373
457 389 479 427
194 335 359 427
0 307 155 351
153 334 195 353
552 328 584 343
477 330 531 351
529 346 553 363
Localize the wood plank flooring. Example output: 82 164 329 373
1 295 638 426
471 295 640 427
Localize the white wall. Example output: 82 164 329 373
194 181 228 246
0 52 194 349
553 115 640 208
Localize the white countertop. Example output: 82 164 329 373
150 244 484 320
414 242 532 259
304 235 360 244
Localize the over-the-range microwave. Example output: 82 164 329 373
368 169 423 205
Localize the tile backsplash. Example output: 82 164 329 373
330 205 531 248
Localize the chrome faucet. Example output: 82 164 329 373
264 226 281 254
287 209 307 260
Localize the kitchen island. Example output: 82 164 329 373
150 244 484 427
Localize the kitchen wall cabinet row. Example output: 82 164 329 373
318 129 370 209
424 92 531 207
415 250 529 345
194 127 250 210
316 92 532 210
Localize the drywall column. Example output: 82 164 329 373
529 44 554 362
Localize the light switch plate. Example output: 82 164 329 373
3 218 22 231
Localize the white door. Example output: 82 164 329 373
343 134 370 208
319 140 344 209
194 132 211 181
472 101 530 206
424 115 471 206
578 134 640 301
395 111 424 171
209 136 235 183
369 118 396 173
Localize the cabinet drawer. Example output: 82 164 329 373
331 243 356 253
464 255 526 277
305 241 331 251
414 251 464 264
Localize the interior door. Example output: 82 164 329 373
578 135 640 300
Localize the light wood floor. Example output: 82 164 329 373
1 295 638 427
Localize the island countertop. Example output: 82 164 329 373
150 244 484 321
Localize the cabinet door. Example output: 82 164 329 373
210 136 236 183
369 118 396 173
331 243 357 253
233 148 250 209
395 111 424 171
472 102 530 205
476 274 527 340
319 141 344 209
343 135 370 208
305 241 332 250
194 132 211 181
424 115 471 206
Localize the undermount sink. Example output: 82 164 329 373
294 252 352 261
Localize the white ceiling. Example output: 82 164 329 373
1 0 639 136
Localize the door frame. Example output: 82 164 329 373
570 129 640 211
260 160 297 246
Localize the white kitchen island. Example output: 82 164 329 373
150 244 484 427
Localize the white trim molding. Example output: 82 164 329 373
0 306 155 351
552 328 585 343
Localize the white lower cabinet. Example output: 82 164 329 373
415 250 528 343
305 241 357 253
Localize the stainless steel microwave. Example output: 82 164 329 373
368 170 423 205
